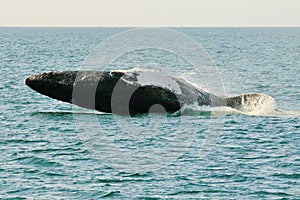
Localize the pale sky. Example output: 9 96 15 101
0 0 299 27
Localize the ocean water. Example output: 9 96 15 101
0 27 299 199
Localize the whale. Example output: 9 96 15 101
25 70 275 115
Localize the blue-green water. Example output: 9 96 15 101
0 28 299 199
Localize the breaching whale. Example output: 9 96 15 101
25 70 275 115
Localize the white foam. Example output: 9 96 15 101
178 102 242 116
238 94 277 116
177 93 278 116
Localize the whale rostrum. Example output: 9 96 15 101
25 70 275 115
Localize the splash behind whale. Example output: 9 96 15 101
25 70 276 115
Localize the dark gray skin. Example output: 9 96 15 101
25 71 264 115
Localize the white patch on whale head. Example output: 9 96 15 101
117 69 182 95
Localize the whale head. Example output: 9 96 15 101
25 71 77 103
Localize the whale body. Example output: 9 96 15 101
25 70 275 115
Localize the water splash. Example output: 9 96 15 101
233 93 277 116
175 93 300 117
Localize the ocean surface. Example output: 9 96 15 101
0 27 299 199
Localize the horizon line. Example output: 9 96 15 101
1 25 300 28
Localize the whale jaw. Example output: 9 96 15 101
25 71 77 103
